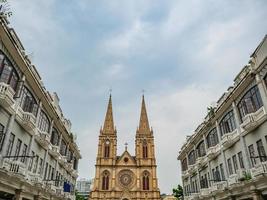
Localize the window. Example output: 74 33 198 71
220 164 225 181
196 140 206 157
21 144 28 163
13 139 22 161
248 144 257 167
19 86 38 116
219 110 236 136
238 86 263 120
143 171 150 190
143 141 148 158
38 111 50 133
60 139 67 156
227 158 233 175
200 174 208 188
28 151 35 171
33 155 39 173
38 158 43 175
50 128 60 146
48 165 52 180
0 51 19 91
188 150 196 165
102 171 109 190
6 133 15 156
104 140 110 158
73 157 78 170
206 128 219 148
264 74 267 88
238 152 245 169
0 123 5 151
232 155 238 173
51 167 55 180
212 168 221 182
181 158 188 171
256 139 267 162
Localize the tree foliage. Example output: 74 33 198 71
172 184 183 200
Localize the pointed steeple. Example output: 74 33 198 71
102 95 116 135
137 95 151 135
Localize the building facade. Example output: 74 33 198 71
178 35 267 200
90 95 161 200
76 179 92 199
0 16 81 199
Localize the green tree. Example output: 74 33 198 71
75 190 85 200
172 184 183 200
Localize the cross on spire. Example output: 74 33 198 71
124 142 128 151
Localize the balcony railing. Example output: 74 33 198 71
196 155 208 167
221 129 239 149
250 161 267 177
0 82 15 109
241 107 267 133
71 169 78 178
228 169 248 185
49 145 60 158
26 172 43 186
188 193 199 200
16 107 36 135
188 163 197 174
206 144 220 160
58 155 67 165
1 158 27 176
35 130 51 150
211 181 227 193
200 188 211 196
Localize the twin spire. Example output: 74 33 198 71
101 95 151 135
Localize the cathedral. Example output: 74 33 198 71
89 95 161 200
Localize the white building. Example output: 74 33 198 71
178 35 267 200
0 15 81 199
76 179 92 199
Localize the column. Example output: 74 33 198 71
232 101 251 169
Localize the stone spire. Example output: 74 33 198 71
102 95 116 135
137 95 151 135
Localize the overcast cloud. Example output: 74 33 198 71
9 0 267 194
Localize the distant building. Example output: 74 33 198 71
178 35 267 200
76 179 92 198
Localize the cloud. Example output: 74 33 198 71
9 0 267 194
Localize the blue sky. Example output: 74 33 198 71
9 0 267 194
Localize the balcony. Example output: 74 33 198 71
188 193 199 200
0 82 15 109
182 170 190 178
206 144 220 160
65 161 74 172
196 156 208 167
35 130 51 150
26 172 43 186
211 181 227 193
64 193 75 200
200 188 211 196
221 129 239 149
16 107 36 135
1 158 27 176
188 163 197 174
241 107 267 133
228 169 248 185
49 145 60 158
250 161 267 178
71 169 78 178
58 155 67 165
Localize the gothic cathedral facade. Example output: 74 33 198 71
89 95 161 200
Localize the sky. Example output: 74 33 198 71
8 0 267 194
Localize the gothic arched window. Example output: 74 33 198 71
104 140 110 158
142 140 148 158
102 171 109 190
196 140 206 158
142 171 150 190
